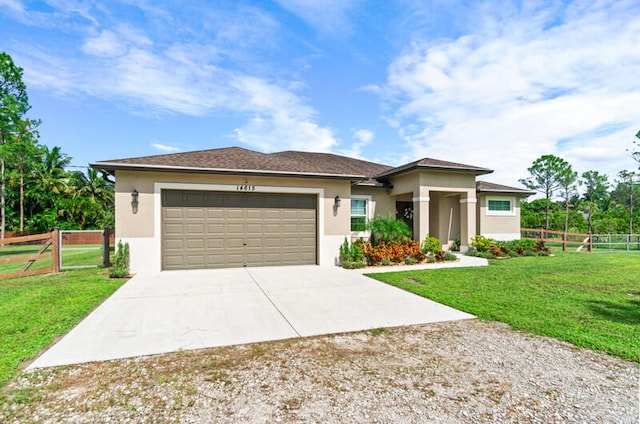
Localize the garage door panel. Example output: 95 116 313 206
264 209 281 219
164 222 184 233
206 209 224 219
164 239 184 249
226 209 244 219
207 223 224 233
186 255 205 266
162 190 316 270
226 223 244 234
207 238 224 248
246 209 264 219
225 237 245 248
186 238 205 249
186 208 204 219
245 224 263 234
164 208 184 219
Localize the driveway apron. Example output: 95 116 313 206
28 265 475 370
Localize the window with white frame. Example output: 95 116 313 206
351 198 368 232
486 196 515 216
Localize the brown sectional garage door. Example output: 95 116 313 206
161 190 317 270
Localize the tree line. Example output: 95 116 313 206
519 137 640 235
1 52 113 237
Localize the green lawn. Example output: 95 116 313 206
369 252 640 362
0 269 126 387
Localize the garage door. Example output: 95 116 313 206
161 190 317 270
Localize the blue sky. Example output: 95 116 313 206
1 0 639 189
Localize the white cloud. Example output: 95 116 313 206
232 76 337 152
382 0 640 187
274 0 358 36
11 2 337 154
82 30 127 57
353 129 373 144
0 0 24 15
150 143 181 153
336 129 374 158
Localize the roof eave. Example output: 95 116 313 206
90 162 366 180
477 188 536 196
377 164 494 179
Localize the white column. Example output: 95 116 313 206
413 195 430 243
459 196 477 252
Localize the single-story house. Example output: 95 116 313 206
92 147 533 272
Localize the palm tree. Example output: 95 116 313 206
77 167 114 210
39 145 71 195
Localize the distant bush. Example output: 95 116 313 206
467 236 550 258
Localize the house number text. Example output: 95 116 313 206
236 184 256 191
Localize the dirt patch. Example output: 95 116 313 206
2 320 638 423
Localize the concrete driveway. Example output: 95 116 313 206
28 264 477 370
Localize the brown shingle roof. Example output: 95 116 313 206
92 146 496 184
376 157 493 179
476 181 535 196
92 147 390 180
270 151 392 179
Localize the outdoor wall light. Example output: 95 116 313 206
334 195 341 208
131 189 139 214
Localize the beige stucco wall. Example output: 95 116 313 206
114 170 353 271
420 171 477 190
429 192 461 243
477 194 523 240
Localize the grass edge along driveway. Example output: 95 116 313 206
369 252 640 362
0 269 126 388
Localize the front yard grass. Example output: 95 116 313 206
369 252 640 362
0 269 126 388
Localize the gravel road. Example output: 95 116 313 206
3 319 638 423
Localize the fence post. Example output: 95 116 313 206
51 228 60 273
627 234 630 252
103 228 112 267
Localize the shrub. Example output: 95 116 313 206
367 213 412 245
356 239 425 266
451 236 461 251
533 240 551 255
426 255 436 263
339 238 364 266
109 240 130 278
421 236 443 255
404 257 418 265
341 260 365 269
471 235 495 253
444 252 458 262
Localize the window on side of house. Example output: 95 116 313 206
351 199 367 232
488 199 511 211
486 197 515 216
